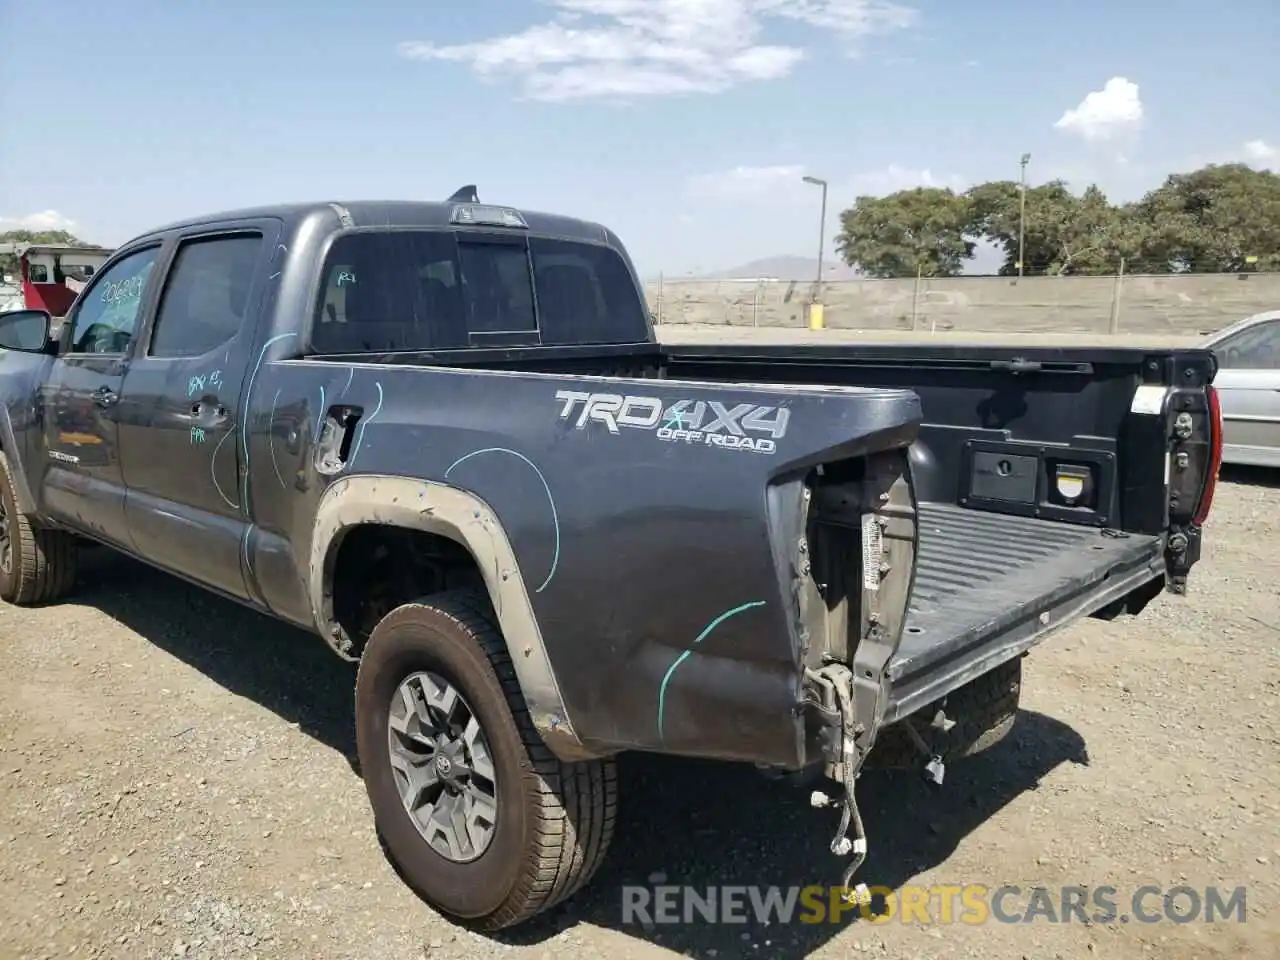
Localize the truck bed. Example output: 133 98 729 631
886 503 1164 722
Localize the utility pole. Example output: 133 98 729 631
802 175 828 302
1018 153 1030 278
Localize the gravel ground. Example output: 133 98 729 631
1 468 1277 960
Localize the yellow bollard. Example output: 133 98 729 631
808 301 825 331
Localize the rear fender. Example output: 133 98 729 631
307 473 599 762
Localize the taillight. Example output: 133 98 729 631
1192 384 1223 525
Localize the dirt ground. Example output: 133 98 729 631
1 467 1277 960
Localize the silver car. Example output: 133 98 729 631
1202 309 1280 468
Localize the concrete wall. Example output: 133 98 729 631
645 272 1280 338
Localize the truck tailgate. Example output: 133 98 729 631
885 504 1164 723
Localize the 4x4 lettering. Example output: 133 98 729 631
742 405 790 439
701 402 755 436
663 400 705 430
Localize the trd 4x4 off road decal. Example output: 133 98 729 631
554 390 790 455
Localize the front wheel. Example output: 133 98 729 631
0 451 78 605
355 589 617 930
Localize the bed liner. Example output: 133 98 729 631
885 503 1165 723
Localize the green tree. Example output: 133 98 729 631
834 187 974 278
833 162 1280 278
1133 163 1280 272
0 228 84 278
964 180 1139 276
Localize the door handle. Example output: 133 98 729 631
190 400 229 423
91 386 119 407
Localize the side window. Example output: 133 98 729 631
1214 320 1280 370
313 232 412 353
66 246 160 354
28 264 49 283
312 231 466 353
150 234 263 358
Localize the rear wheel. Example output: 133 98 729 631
355 589 617 930
867 656 1022 770
0 451 78 605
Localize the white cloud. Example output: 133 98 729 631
1054 77 1143 141
398 0 918 101
842 164 967 196
1242 139 1278 168
0 210 78 232
687 164 807 201
687 162 965 203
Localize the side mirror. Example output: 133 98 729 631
0 309 53 353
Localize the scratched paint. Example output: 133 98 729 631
444 447 560 593
268 243 287 280
187 369 224 398
268 388 287 488
347 381 383 465
656 601 767 744
242 332 297 507
210 429 238 509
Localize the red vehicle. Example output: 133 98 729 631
0 242 113 317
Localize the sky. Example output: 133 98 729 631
2 0 1277 278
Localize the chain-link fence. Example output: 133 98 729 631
645 270 1280 338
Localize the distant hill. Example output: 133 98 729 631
689 255 863 281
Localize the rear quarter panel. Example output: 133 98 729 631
251 359 919 765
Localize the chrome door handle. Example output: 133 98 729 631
90 386 119 407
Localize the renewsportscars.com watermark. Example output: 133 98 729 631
621 884 1249 926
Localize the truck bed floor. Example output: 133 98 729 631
885 503 1164 722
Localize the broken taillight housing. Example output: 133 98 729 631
1192 384 1223 526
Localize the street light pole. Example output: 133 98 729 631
1018 153 1030 278
802 175 828 303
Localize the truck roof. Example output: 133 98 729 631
130 199 616 248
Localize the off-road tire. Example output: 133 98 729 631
0 451 78 605
867 656 1022 770
355 588 617 931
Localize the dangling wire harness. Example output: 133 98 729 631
808 667 871 906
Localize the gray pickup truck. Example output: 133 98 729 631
0 191 1222 930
